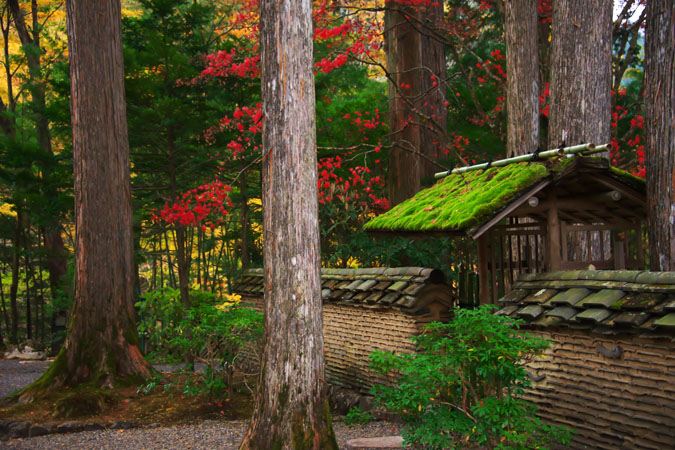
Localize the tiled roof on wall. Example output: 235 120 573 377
234 267 452 312
497 270 675 338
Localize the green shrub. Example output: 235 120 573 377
136 287 263 398
344 406 374 425
370 306 572 449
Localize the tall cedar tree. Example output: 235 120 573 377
239 0 338 448
20 0 151 396
547 0 612 149
505 0 540 156
644 0 675 270
385 1 447 206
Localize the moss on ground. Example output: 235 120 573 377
365 161 550 232
0 370 254 424
53 389 116 418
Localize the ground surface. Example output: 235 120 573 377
0 359 401 449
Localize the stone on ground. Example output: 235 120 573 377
345 435 403 449
4 345 47 361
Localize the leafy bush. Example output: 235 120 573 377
344 406 374 425
370 306 571 449
136 287 263 398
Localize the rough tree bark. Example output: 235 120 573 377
547 0 612 149
385 1 446 206
418 2 447 181
238 0 338 448
505 0 540 156
644 0 675 271
385 3 422 207
20 0 150 396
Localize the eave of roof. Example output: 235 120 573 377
497 270 675 338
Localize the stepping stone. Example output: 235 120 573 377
29 424 51 437
346 435 403 449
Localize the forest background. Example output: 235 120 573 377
0 0 648 350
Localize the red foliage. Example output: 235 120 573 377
153 180 233 231
317 155 389 212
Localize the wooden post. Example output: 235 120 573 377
478 234 490 305
491 231 498 303
613 238 626 269
636 224 645 268
546 193 562 271
560 221 568 263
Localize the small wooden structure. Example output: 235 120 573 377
234 267 453 393
364 152 646 305
497 270 675 450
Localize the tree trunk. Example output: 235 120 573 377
385 1 447 204
385 3 422 206
547 0 612 149
9 209 22 344
0 267 10 339
174 225 194 368
174 226 191 310
21 0 151 395
644 0 675 271
505 0 540 156
1 7 17 136
24 227 32 341
418 2 447 181
240 171 250 271
239 0 337 448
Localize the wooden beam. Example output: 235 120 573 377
477 235 490 305
469 180 551 239
546 193 561 271
564 223 637 232
521 198 632 214
590 190 622 203
593 176 645 205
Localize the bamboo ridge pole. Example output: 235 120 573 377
434 143 609 178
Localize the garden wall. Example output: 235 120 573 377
235 267 454 394
498 270 675 450
524 329 675 449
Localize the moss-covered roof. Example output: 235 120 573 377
364 157 644 235
365 161 554 233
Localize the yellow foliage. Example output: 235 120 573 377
215 293 242 311
0 203 16 217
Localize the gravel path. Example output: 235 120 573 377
0 360 401 449
0 360 52 399
0 420 401 449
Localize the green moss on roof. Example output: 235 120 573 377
364 161 551 233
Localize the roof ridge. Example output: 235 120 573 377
518 270 675 285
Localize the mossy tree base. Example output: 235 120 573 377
239 395 338 450
15 334 151 404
